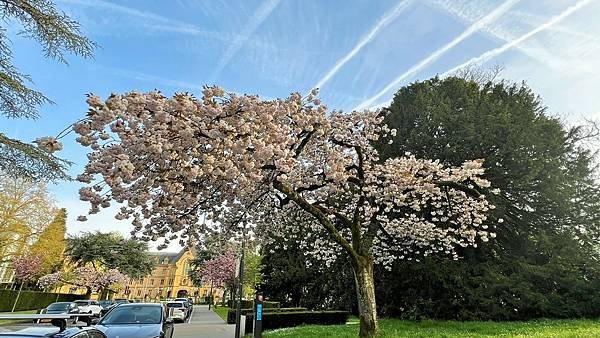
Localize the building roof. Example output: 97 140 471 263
147 248 191 264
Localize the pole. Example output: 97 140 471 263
234 239 245 338
208 282 213 310
254 292 263 338
11 282 23 312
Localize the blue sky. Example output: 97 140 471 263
1 0 599 248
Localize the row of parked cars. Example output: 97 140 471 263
44 299 130 321
0 298 194 338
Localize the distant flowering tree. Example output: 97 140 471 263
200 249 236 287
200 249 236 304
12 254 44 282
45 88 498 337
37 267 128 299
11 254 43 311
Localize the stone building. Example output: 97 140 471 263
115 247 222 303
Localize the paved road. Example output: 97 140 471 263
173 305 236 338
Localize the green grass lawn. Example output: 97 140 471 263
261 318 600 337
212 305 229 322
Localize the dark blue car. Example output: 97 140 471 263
94 303 174 338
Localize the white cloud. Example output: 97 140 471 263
209 0 281 81
441 0 594 77
310 0 413 92
354 0 519 111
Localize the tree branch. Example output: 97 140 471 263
273 180 358 261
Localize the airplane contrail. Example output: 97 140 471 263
310 0 413 92
353 0 519 111
440 0 594 77
210 0 281 81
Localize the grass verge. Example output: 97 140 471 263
261 318 600 337
212 305 229 322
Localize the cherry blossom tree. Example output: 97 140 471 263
200 250 235 287
46 88 497 337
11 254 43 311
199 249 236 304
38 267 128 299
12 254 44 282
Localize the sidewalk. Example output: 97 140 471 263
174 305 236 338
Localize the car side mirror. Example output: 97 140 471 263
91 318 101 325
165 317 174 324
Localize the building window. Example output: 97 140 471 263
183 260 190 275
137 290 141 296
150 279 154 286
160 279 164 285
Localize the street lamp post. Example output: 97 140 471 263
234 238 245 338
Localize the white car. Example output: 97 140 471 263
165 301 187 322
74 300 103 317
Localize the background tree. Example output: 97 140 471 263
0 175 55 264
261 235 356 311
11 254 43 311
199 249 236 305
29 208 67 273
64 88 497 338
370 76 600 320
65 231 155 280
243 249 262 298
189 232 232 287
0 0 95 180
38 266 128 299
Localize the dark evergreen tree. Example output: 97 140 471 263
372 76 600 320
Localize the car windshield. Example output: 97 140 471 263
99 301 112 306
166 303 182 308
100 306 162 324
115 300 128 304
47 303 70 311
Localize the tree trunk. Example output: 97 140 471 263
11 282 23 312
351 255 379 338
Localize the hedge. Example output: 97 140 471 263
0 290 85 312
227 299 280 309
245 311 349 332
226 307 307 324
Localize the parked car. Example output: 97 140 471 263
0 314 106 338
73 300 102 317
42 302 81 324
0 326 107 338
173 298 191 310
165 301 187 322
94 303 174 338
98 300 116 316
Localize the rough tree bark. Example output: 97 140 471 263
351 255 379 338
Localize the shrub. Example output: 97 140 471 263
0 290 84 312
227 299 280 309
226 307 307 324
245 311 348 332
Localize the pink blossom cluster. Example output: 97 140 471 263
37 272 62 290
200 250 236 287
34 136 63 153
69 87 497 264
12 254 44 282
37 267 129 292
